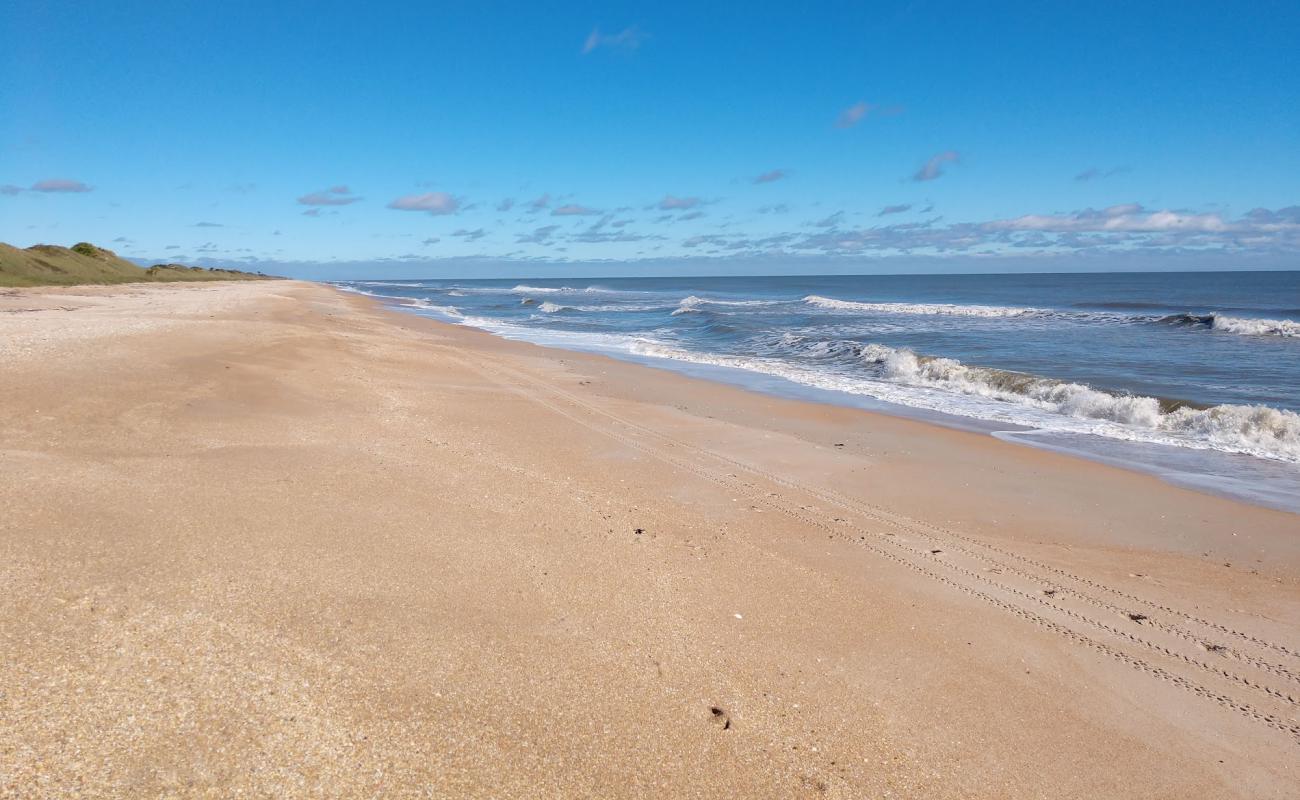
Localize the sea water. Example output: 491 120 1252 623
336 271 1300 512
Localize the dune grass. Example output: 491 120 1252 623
0 242 274 287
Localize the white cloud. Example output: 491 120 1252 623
30 178 93 193
986 204 1231 233
1075 166 1130 182
517 225 560 244
298 185 362 206
835 102 872 128
552 204 602 216
387 192 460 215
658 194 701 211
582 26 646 54
913 151 960 182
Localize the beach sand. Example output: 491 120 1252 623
2 281 1297 798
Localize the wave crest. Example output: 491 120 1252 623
1212 315 1300 338
401 297 462 316
635 335 1300 463
804 295 1042 318
1160 312 1300 338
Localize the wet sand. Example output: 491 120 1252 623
2 280 1297 798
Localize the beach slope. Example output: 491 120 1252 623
1 281 1297 798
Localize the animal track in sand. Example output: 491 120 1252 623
709 706 732 730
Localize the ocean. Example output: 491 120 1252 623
336 271 1300 512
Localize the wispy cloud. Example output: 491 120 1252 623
227 182 257 194
497 198 515 212
552 203 602 216
753 169 786 184
878 204 912 216
710 204 1300 258
582 26 646 54
1074 166 1131 182
193 221 224 227
834 101 902 129
658 194 701 211
387 191 460 215
0 184 22 195
452 228 488 240
517 224 560 244
30 178 93 193
569 214 664 244
298 185 362 206
422 237 440 245
528 193 551 211
913 151 960 182
835 102 872 128
813 210 844 228
984 203 1238 234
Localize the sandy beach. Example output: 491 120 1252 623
2 280 1297 798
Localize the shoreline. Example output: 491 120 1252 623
359 288 1300 515
3 280 1297 797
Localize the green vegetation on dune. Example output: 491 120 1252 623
0 242 275 287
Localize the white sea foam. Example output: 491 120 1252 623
511 284 626 295
672 295 783 315
805 295 1300 338
402 298 462 316
671 296 706 315
805 295 1042 318
512 284 574 294
1210 314 1300 338
628 339 1300 463
370 280 1300 463
333 284 380 296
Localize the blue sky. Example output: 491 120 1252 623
2 1 1297 278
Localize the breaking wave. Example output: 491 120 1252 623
400 297 462 316
512 284 574 294
629 335 1300 463
807 294 1300 338
1160 313 1300 338
511 284 627 295
672 295 784 315
805 295 1043 318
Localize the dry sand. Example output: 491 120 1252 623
1 280 1297 798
